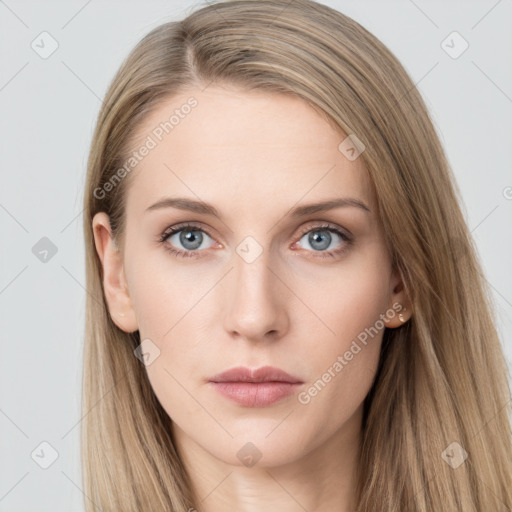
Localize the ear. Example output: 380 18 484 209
92 212 139 333
384 265 412 328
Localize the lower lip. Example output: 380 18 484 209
209 382 301 407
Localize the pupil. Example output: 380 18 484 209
309 230 330 250
181 230 202 250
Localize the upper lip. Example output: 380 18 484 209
208 365 303 384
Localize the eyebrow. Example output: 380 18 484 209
145 196 371 218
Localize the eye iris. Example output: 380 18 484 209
308 229 331 251
180 229 203 250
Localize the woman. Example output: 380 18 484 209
82 0 512 510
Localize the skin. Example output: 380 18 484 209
92 84 411 512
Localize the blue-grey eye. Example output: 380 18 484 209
299 228 343 252
169 228 212 251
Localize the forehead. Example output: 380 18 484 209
124 86 375 220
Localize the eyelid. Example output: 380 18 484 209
295 220 352 239
159 221 216 241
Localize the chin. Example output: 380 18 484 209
201 432 307 469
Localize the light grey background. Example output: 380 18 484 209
1 0 511 510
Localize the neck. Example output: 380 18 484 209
171 405 363 512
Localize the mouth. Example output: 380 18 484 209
207 365 304 407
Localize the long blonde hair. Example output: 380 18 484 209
82 1 512 510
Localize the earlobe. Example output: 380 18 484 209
384 267 412 328
385 301 412 329
92 212 139 333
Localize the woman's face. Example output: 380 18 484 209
93 85 408 468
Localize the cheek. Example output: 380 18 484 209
129 274 207 423
123 252 211 411
310 246 391 343
125 246 195 339
295 253 390 421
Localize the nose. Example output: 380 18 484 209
222 246 290 343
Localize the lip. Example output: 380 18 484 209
208 366 303 407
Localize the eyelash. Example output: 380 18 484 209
157 222 352 260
